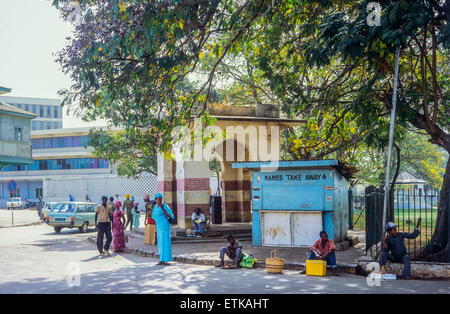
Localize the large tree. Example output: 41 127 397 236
247 0 449 260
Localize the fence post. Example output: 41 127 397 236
348 189 353 230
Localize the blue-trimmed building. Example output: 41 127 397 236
0 95 62 130
0 87 36 185
0 126 158 208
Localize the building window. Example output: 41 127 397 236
15 128 22 142
32 121 37 130
32 105 36 114
53 122 58 129
40 121 44 129
47 106 51 117
54 106 58 118
17 104 21 109
25 104 29 112
35 188 43 199
46 122 51 129
39 105 44 117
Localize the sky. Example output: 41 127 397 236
0 0 106 128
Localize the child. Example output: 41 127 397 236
132 202 140 229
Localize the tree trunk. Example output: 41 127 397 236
431 157 449 246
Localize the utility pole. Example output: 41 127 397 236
382 47 401 236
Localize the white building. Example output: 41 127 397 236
0 127 158 208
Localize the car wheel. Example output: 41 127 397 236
79 222 88 233
54 226 62 233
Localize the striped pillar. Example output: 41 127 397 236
221 161 252 222
175 160 210 229
157 154 177 218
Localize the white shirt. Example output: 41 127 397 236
191 212 205 223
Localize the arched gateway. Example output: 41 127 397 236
157 103 302 229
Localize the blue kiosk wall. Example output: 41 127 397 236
232 160 349 247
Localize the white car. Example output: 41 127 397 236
6 197 23 209
42 201 57 221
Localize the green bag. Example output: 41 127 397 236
239 253 258 269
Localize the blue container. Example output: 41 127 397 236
232 160 349 247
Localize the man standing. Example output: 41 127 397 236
307 231 338 275
95 196 113 256
191 207 206 237
69 194 74 202
379 219 421 279
123 194 134 230
36 197 44 221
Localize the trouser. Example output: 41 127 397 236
219 247 243 265
37 209 43 221
97 222 112 253
308 252 337 267
379 252 411 278
193 222 206 235
125 213 133 230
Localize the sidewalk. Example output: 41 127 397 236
0 208 43 228
88 228 364 274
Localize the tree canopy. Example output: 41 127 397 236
54 0 449 259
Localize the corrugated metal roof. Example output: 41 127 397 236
232 160 358 179
395 172 427 185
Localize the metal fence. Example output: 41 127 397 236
361 186 440 259
393 187 439 258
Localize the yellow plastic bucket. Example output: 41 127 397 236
305 260 327 276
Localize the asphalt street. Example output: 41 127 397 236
0 224 448 294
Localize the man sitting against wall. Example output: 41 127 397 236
303 231 338 276
379 219 421 279
191 207 207 237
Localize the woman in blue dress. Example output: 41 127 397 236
152 193 174 265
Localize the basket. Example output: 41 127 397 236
265 249 285 274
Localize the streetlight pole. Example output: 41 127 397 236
382 47 401 235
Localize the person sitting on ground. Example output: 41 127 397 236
306 231 338 275
379 219 421 279
215 235 243 269
191 207 206 237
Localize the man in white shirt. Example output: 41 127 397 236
191 207 206 237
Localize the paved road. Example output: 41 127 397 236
0 224 448 294
0 208 41 227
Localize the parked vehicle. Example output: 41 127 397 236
24 199 38 209
42 202 57 222
6 197 23 209
47 202 97 233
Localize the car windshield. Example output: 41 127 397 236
51 203 76 213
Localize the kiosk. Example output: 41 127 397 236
232 160 353 247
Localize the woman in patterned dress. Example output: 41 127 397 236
112 200 126 252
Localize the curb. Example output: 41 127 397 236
0 221 44 228
87 236 358 274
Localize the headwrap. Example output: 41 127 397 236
125 194 130 199
143 194 150 200
154 193 163 199
115 200 122 208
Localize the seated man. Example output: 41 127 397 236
307 231 338 275
379 219 421 279
191 207 206 237
215 235 243 269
